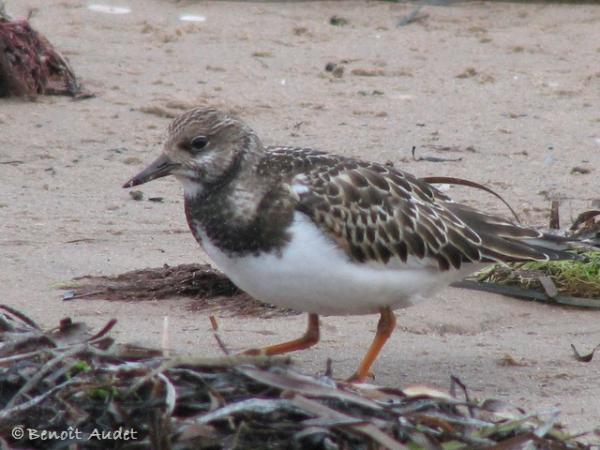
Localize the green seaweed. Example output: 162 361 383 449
477 252 600 300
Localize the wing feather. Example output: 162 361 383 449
265 147 576 269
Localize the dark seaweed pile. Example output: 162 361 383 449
0 306 593 449
0 15 89 98
62 263 293 318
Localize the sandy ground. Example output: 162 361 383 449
1 0 600 436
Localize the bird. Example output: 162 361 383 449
124 107 577 382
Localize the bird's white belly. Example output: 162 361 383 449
196 212 482 315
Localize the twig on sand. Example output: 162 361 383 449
210 315 231 355
397 4 427 27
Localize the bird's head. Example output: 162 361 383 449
123 107 260 197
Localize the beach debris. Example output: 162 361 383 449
59 263 291 317
179 14 206 23
570 343 600 363
570 166 592 175
397 5 429 27
329 15 348 26
325 62 344 78
412 146 463 163
87 4 131 15
128 190 144 201
549 200 561 230
455 202 600 307
351 68 386 77
0 305 593 449
61 263 241 301
0 14 90 98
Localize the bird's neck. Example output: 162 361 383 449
182 144 265 202
183 148 293 256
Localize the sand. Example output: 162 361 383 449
1 0 599 434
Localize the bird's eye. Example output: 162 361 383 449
190 136 208 152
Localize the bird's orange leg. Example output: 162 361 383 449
347 307 396 382
242 313 320 356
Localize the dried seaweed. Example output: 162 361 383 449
0 15 90 98
457 204 600 307
63 264 241 301
0 306 594 449
473 252 600 300
61 263 295 317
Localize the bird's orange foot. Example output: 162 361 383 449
345 370 375 383
240 348 264 356
238 313 320 357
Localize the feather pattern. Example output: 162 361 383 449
259 146 573 271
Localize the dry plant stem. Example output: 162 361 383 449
0 379 78 422
5 343 87 409
0 349 47 365
129 353 292 394
290 394 409 450
212 330 230 354
86 318 117 342
397 5 424 27
161 316 170 357
0 304 40 329
209 315 231 355
166 353 291 369
0 305 592 448
348 307 396 382
157 372 177 416
550 200 561 230
242 313 320 356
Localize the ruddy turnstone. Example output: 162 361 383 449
124 107 576 382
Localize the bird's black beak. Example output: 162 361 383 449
122 154 179 188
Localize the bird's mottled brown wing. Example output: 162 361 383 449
281 151 570 270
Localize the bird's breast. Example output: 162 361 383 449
187 211 482 315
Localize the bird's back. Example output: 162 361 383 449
260 146 577 272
